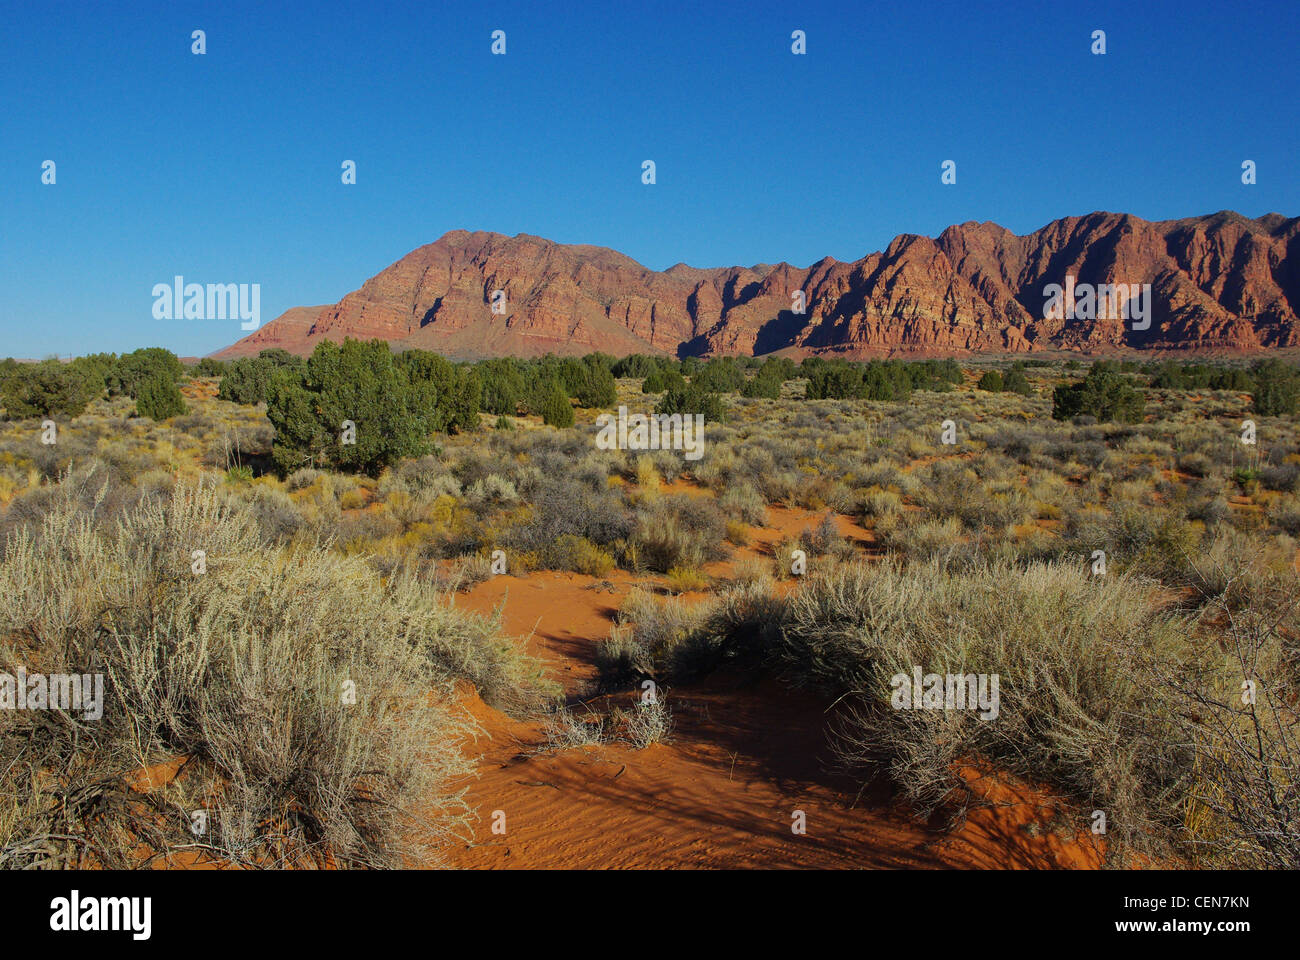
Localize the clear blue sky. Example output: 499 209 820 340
1 0 1296 358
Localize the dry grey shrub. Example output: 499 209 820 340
541 699 672 751
784 560 1196 861
595 590 702 686
0 477 543 869
1138 557 1300 869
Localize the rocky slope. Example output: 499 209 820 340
215 211 1300 360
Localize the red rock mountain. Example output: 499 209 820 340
214 211 1300 360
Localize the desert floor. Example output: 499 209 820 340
448 498 1103 869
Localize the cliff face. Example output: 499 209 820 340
214 211 1300 360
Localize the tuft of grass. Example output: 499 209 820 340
549 534 615 576
634 454 661 493
724 519 751 546
665 565 709 593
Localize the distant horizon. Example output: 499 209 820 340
3 0 1297 357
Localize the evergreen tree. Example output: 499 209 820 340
537 378 575 427
1002 366 1033 396
218 356 276 404
267 339 446 476
1251 359 1299 417
107 347 184 398
134 369 188 420
656 382 726 422
0 360 97 419
1052 362 1145 423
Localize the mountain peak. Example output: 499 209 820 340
214 210 1299 361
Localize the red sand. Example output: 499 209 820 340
447 503 1103 869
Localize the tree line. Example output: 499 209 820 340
6 341 1300 474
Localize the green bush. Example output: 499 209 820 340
1001 365 1032 396
66 353 116 398
477 357 529 415
549 534 615 576
1251 359 1299 417
1146 360 1254 392
107 347 183 399
691 357 746 394
396 349 480 433
560 354 617 408
267 338 449 476
976 370 1003 392
537 378 575 427
655 382 726 422
1052 362 1145 423
218 357 276 404
741 362 784 399
0 360 97 420
805 360 913 401
805 360 865 399
642 365 685 394
906 358 965 390
192 357 228 378
256 348 304 370
612 354 659 379
134 370 188 420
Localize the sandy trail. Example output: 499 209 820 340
446 505 1102 870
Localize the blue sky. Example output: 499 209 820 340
1 0 1296 358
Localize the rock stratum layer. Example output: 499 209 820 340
215 210 1300 360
